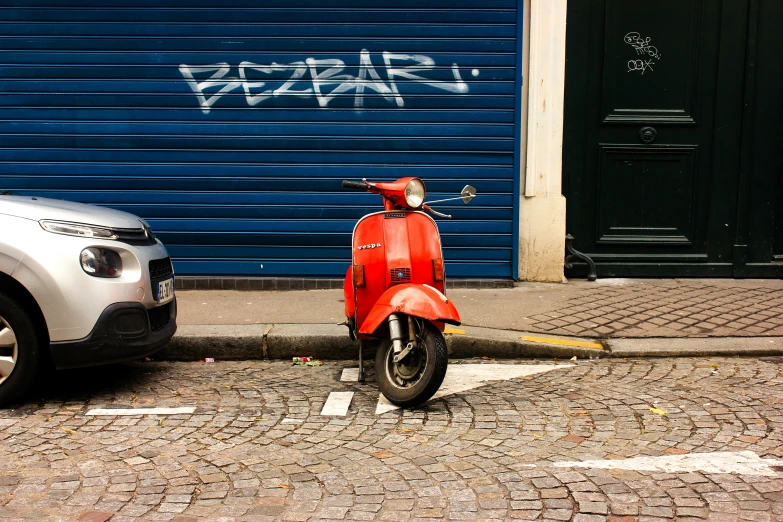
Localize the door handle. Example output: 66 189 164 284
639 126 658 144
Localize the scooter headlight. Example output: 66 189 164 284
404 178 426 209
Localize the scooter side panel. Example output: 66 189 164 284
353 213 389 332
343 266 355 319
405 212 446 294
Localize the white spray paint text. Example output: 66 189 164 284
179 50 471 114
624 31 662 75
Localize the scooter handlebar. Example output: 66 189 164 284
341 180 368 190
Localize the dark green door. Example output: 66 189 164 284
563 0 751 277
735 0 783 277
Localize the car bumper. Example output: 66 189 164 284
49 298 177 370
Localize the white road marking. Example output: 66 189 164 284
86 407 196 416
554 451 783 476
376 395 400 415
340 368 360 382
321 392 354 416
282 418 304 424
375 363 572 414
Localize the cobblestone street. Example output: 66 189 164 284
1 356 783 521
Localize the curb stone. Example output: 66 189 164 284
266 323 356 360
156 324 267 360
155 324 783 361
156 323 609 361
448 326 607 360
606 336 783 357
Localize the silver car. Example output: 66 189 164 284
0 192 177 406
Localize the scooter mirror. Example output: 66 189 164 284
461 185 477 204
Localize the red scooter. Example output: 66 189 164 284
341 177 477 407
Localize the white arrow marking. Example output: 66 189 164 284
555 451 783 477
376 363 573 414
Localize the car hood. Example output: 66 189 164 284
0 195 144 229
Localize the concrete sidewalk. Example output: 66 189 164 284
158 278 783 360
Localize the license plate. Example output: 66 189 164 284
157 278 174 304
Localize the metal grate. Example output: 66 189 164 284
148 302 171 332
390 267 411 284
149 257 174 281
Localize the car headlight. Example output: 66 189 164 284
80 248 123 278
40 220 117 240
140 219 155 240
404 178 426 209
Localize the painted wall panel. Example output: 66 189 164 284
0 1 521 278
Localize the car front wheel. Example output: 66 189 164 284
0 292 44 408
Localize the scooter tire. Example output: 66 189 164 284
375 320 448 408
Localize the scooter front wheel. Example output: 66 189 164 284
375 318 448 408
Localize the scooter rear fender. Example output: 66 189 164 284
358 284 461 336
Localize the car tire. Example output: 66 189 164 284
0 291 44 408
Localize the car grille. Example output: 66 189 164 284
113 227 156 246
148 302 171 332
114 228 146 241
149 257 174 282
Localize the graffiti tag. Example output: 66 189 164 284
624 31 661 75
179 49 470 114
624 32 661 59
627 59 655 75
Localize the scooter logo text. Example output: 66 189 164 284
357 243 382 250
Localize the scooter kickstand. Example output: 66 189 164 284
357 341 366 383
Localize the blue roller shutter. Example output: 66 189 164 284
0 0 522 279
